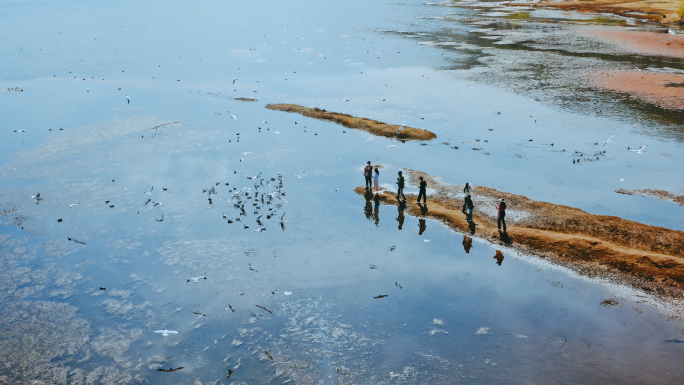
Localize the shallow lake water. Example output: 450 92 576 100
1 0 684 383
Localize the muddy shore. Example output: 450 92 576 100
265 104 437 141
505 0 683 24
356 169 684 304
617 188 684 205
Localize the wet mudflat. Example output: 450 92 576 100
1 0 683 383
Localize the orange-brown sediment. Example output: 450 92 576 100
616 188 684 206
265 104 437 141
588 70 684 110
233 97 258 102
579 27 684 59
505 0 683 24
355 169 684 298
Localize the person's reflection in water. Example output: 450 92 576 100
373 193 380 226
418 218 427 235
462 235 473 253
417 202 428 215
494 250 504 266
397 200 406 230
468 220 476 235
364 189 373 220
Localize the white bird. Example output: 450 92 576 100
365 137 373 143
387 145 396 148
126 95 131 104
233 77 238 84
228 111 237 120
252 227 266 232
423 239 430 242
635 67 641 72
295 171 305 178
263 120 270 124
240 151 253 155
274 131 281 134
601 135 615 147
284 291 292 295
154 330 178 336
68 203 79 208
631 145 647 153
86 88 90 93
188 276 206 283
396 124 405 135
631 123 638 128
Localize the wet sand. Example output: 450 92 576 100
617 188 684 205
356 169 684 304
578 27 684 59
589 70 684 110
265 104 437 141
505 0 683 24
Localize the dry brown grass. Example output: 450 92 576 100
355 169 684 297
616 188 684 206
265 104 437 141
233 97 258 102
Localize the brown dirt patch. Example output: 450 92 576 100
233 97 258 102
588 70 684 110
265 104 437 141
578 27 684 59
355 169 684 298
505 0 682 24
616 188 684 205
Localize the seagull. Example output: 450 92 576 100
126 95 131 104
396 124 405 135
252 227 266 232
263 120 269 124
156 215 164 222
635 67 642 72
227 304 236 312
187 276 206 283
86 87 90 93
387 145 396 148
631 145 647 153
284 291 292 295
228 111 237 120
153 202 162 207
274 131 281 134
154 330 178 337
365 137 373 143
295 172 305 178
31 193 42 202
68 203 79 208
240 151 253 156
601 135 616 147
145 199 152 205
233 77 238 85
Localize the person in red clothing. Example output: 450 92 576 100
497 198 507 232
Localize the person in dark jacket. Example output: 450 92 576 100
462 183 472 213
364 161 373 189
396 171 406 201
464 195 474 222
497 198 507 232
417 176 427 204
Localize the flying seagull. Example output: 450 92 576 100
601 135 616 147
187 276 206 283
154 330 178 336
365 137 373 143
228 111 237 120
396 124 405 135
630 145 647 153
126 95 131 104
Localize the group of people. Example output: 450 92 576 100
364 162 508 233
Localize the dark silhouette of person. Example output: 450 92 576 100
417 176 427 204
418 218 426 235
468 220 476 235
462 235 473 253
364 161 373 189
397 201 406 230
494 250 504 266
497 198 507 232
462 183 471 213
464 195 474 222
396 171 406 201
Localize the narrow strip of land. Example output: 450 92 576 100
355 169 684 298
617 188 684 206
265 104 437 141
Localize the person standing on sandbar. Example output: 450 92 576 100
396 171 406 201
417 176 427 204
364 161 373 189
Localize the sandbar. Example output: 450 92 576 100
265 104 437 141
355 169 684 301
505 0 683 24
617 188 684 205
